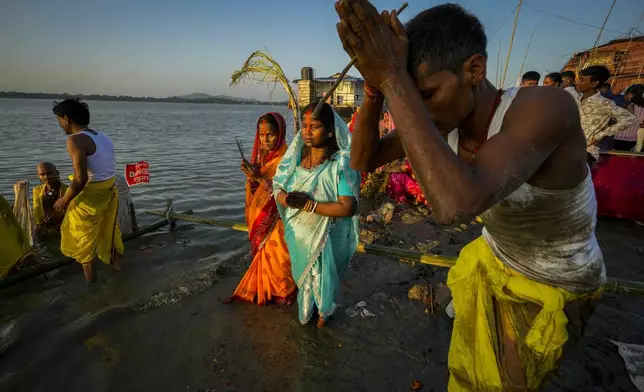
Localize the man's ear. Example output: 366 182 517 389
462 54 487 86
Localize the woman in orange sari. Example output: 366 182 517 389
227 112 297 305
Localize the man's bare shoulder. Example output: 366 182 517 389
506 87 581 138
66 133 94 156
67 133 92 147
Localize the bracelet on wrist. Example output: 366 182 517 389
364 84 383 100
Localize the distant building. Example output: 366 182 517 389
561 34 644 93
294 67 364 108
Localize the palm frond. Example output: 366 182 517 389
230 50 300 134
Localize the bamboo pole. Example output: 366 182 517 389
312 2 409 118
591 0 617 54
146 210 644 296
516 29 536 84
612 13 644 88
501 0 522 88
496 41 502 88
0 210 194 290
580 0 617 75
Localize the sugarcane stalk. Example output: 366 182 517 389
0 210 194 290
146 210 644 295
312 2 409 117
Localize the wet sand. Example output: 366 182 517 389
0 208 643 392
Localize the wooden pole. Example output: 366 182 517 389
612 14 644 88
585 0 617 71
516 29 536 84
496 41 502 87
146 210 644 296
0 210 194 290
501 0 522 88
312 2 409 117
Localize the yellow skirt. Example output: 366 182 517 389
447 236 601 391
60 177 124 264
0 195 31 277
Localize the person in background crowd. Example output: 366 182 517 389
33 162 69 238
52 98 124 282
115 175 138 235
379 110 395 135
599 83 626 107
562 70 581 102
348 106 359 133
543 72 563 87
614 84 644 151
520 71 540 87
576 66 636 161
339 2 605 389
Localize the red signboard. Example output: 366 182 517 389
125 161 150 186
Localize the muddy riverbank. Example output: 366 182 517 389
1 204 643 392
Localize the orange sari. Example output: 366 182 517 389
232 113 296 305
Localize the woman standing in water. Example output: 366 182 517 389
228 112 297 305
273 102 360 327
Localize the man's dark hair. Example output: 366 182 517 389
561 70 576 80
521 71 540 82
406 4 487 77
626 84 644 107
545 72 563 85
52 98 90 127
579 65 611 87
600 83 611 90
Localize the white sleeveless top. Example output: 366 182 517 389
80 130 116 182
447 88 605 293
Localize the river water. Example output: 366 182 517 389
0 98 294 261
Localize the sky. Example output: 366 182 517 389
0 0 642 100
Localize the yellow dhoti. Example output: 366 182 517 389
60 177 124 264
447 236 601 391
0 195 32 278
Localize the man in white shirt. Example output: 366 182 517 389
576 66 636 162
562 70 581 103
52 99 124 282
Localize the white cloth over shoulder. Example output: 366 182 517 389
79 130 116 182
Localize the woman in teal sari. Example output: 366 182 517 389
273 102 360 327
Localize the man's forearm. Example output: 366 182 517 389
350 95 384 172
382 73 485 223
64 178 87 202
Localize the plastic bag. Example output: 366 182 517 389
13 181 34 246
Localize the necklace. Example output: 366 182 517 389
305 149 326 169
459 89 504 159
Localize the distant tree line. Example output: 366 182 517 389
0 91 287 106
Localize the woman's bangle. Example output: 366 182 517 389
312 201 318 213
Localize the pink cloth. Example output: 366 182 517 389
386 161 427 205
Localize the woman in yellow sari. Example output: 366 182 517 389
226 112 297 305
